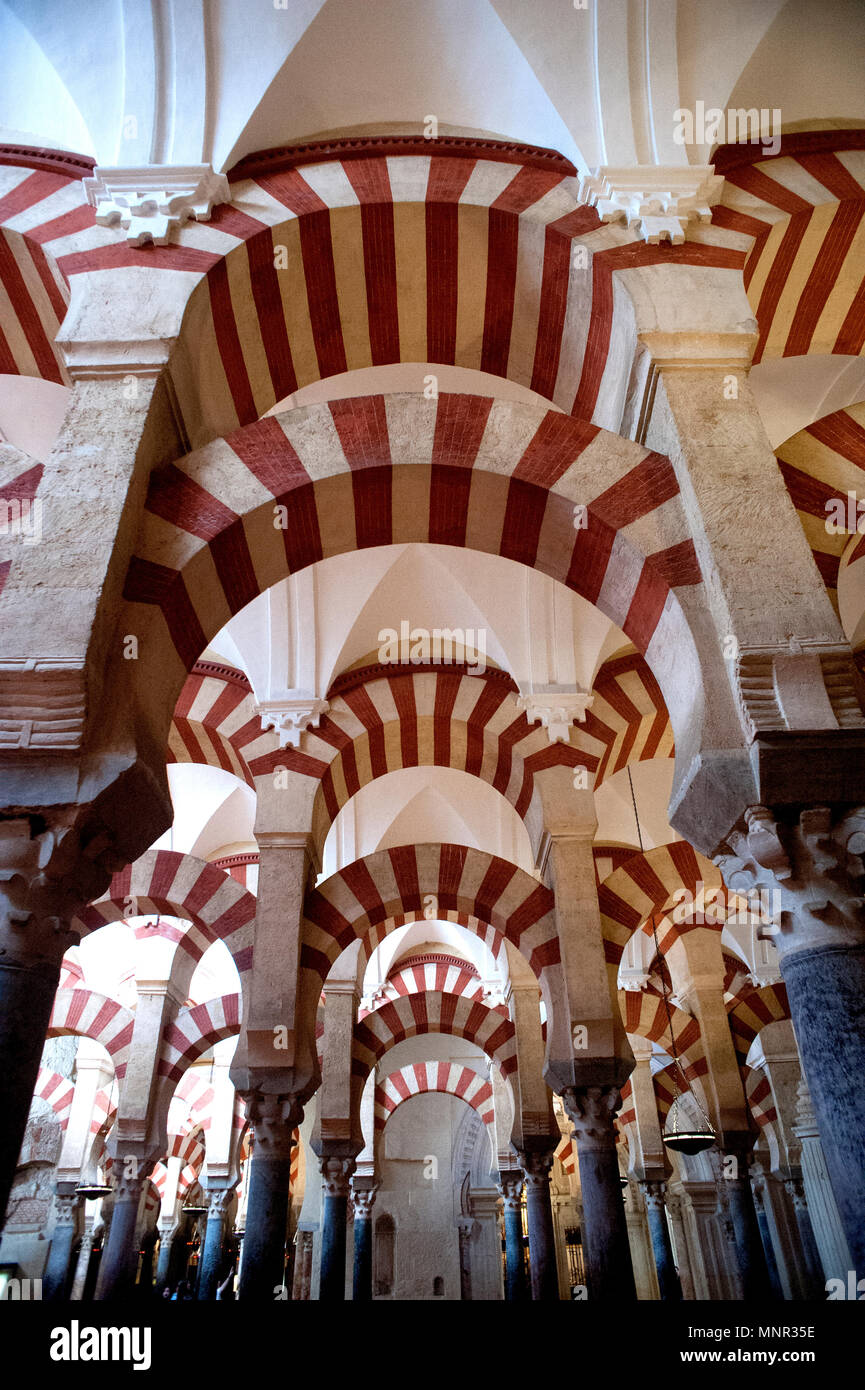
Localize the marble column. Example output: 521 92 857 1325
350 1179 378 1301
793 1078 852 1283
563 1086 636 1302
69 1220 95 1301
497 1170 527 1301
293 1228 315 1300
720 806 865 1271
319 1156 355 1301
750 1171 784 1301
197 1187 233 1301
96 1170 147 1301
721 1149 774 1301
640 1181 681 1301
520 1150 558 1301
42 1187 82 1302
784 1177 826 1301
237 1094 300 1301
665 1191 696 1300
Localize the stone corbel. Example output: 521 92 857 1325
83 165 231 246
257 696 330 749
515 688 593 744
578 166 724 244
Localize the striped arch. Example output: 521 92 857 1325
712 131 865 365
168 660 264 787
619 991 706 1084
554 1135 577 1175
33 1068 75 1129
302 842 566 1058
47 989 135 1078
160 995 241 1083
365 955 492 1020
374 1062 495 1132
776 402 865 610
0 159 80 384
598 841 723 967
743 1066 778 1132
727 982 791 1065
122 391 705 794
585 652 674 785
352 991 517 1088
73 849 257 990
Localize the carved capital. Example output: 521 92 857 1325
578 165 724 244
83 164 230 246
257 697 330 749
716 804 865 958
205 1186 235 1219
53 1188 81 1226
350 1180 380 1218
561 1085 623 1150
320 1156 355 1198
518 1150 555 1188
784 1176 808 1214
243 1092 302 1157
497 1170 524 1211
515 689 593 744
640 1180 667 1213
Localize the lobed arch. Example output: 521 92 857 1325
120 389 706 823
373 1062 495 1133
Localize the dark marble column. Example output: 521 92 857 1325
497 1170 527 1301
197 1188 233 1301
722 1150 774 1301
42 1187 81 1301
350 1179 378 1301
785 1176 827 1300
319 1156 355 1301
750 1171 784 1300
640 1181 681 1301
719 806 865 1272
237 1094 300 1301
563 1086 636 1302
153 1223 177 1295
96 1170 147 1301
519 1150 558 1301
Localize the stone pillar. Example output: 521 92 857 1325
319 1156 355 1301
0 821 77 1224
457 1216 475 1300
350 1179 378 1301
750 1170 784 1301
197 1187 233 1301
719 806 865 1271
237 1094 300 1301
293 1227 315 1300
640 1181 681 1301
784 1177 826 1301
563 1086 636 1302
497 1170 527 1301
42 1186 82 1301
69 1220 95 1301
720 1148 774 1301
96 1170 147 1301
519 1150 558 1301
793 1078 852 1282
665 1191 696 1300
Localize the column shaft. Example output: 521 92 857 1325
0 957 61 1222
197 1208 228 1301
724 1165 774 1301
521 1153 558 1301
42 1199 80 1302
320 1192 349 1301
237 1144 292 1300
642 1184 681 1301
97 1181 145 1301
564 1087 636 1302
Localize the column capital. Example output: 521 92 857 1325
205 1185 236 1218
242 1092 302 1157
518 1150 555 1187
783 1175 809 1214
320 1155 355 1198
716 804 865 959
53 1187 82 1225
497 1169 524 1210
640 1179 667 1213
350 1179 380 1218
561 1084 623 1151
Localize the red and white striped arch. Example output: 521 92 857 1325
159 994 241 1084
122 392 704 769
302 843 561 1027
374 1062 495 1132
33 1068 75 1129
620 990 706 1085
727 982 791 1065
775 402 865 611
598 841 725 968
361 955 492 1021
47 989 135 1078
712 131 865 365
352 991 516 1085
73 849 257 985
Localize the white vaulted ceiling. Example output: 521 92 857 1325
3 0 864 174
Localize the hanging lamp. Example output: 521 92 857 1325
626 768 716 1157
